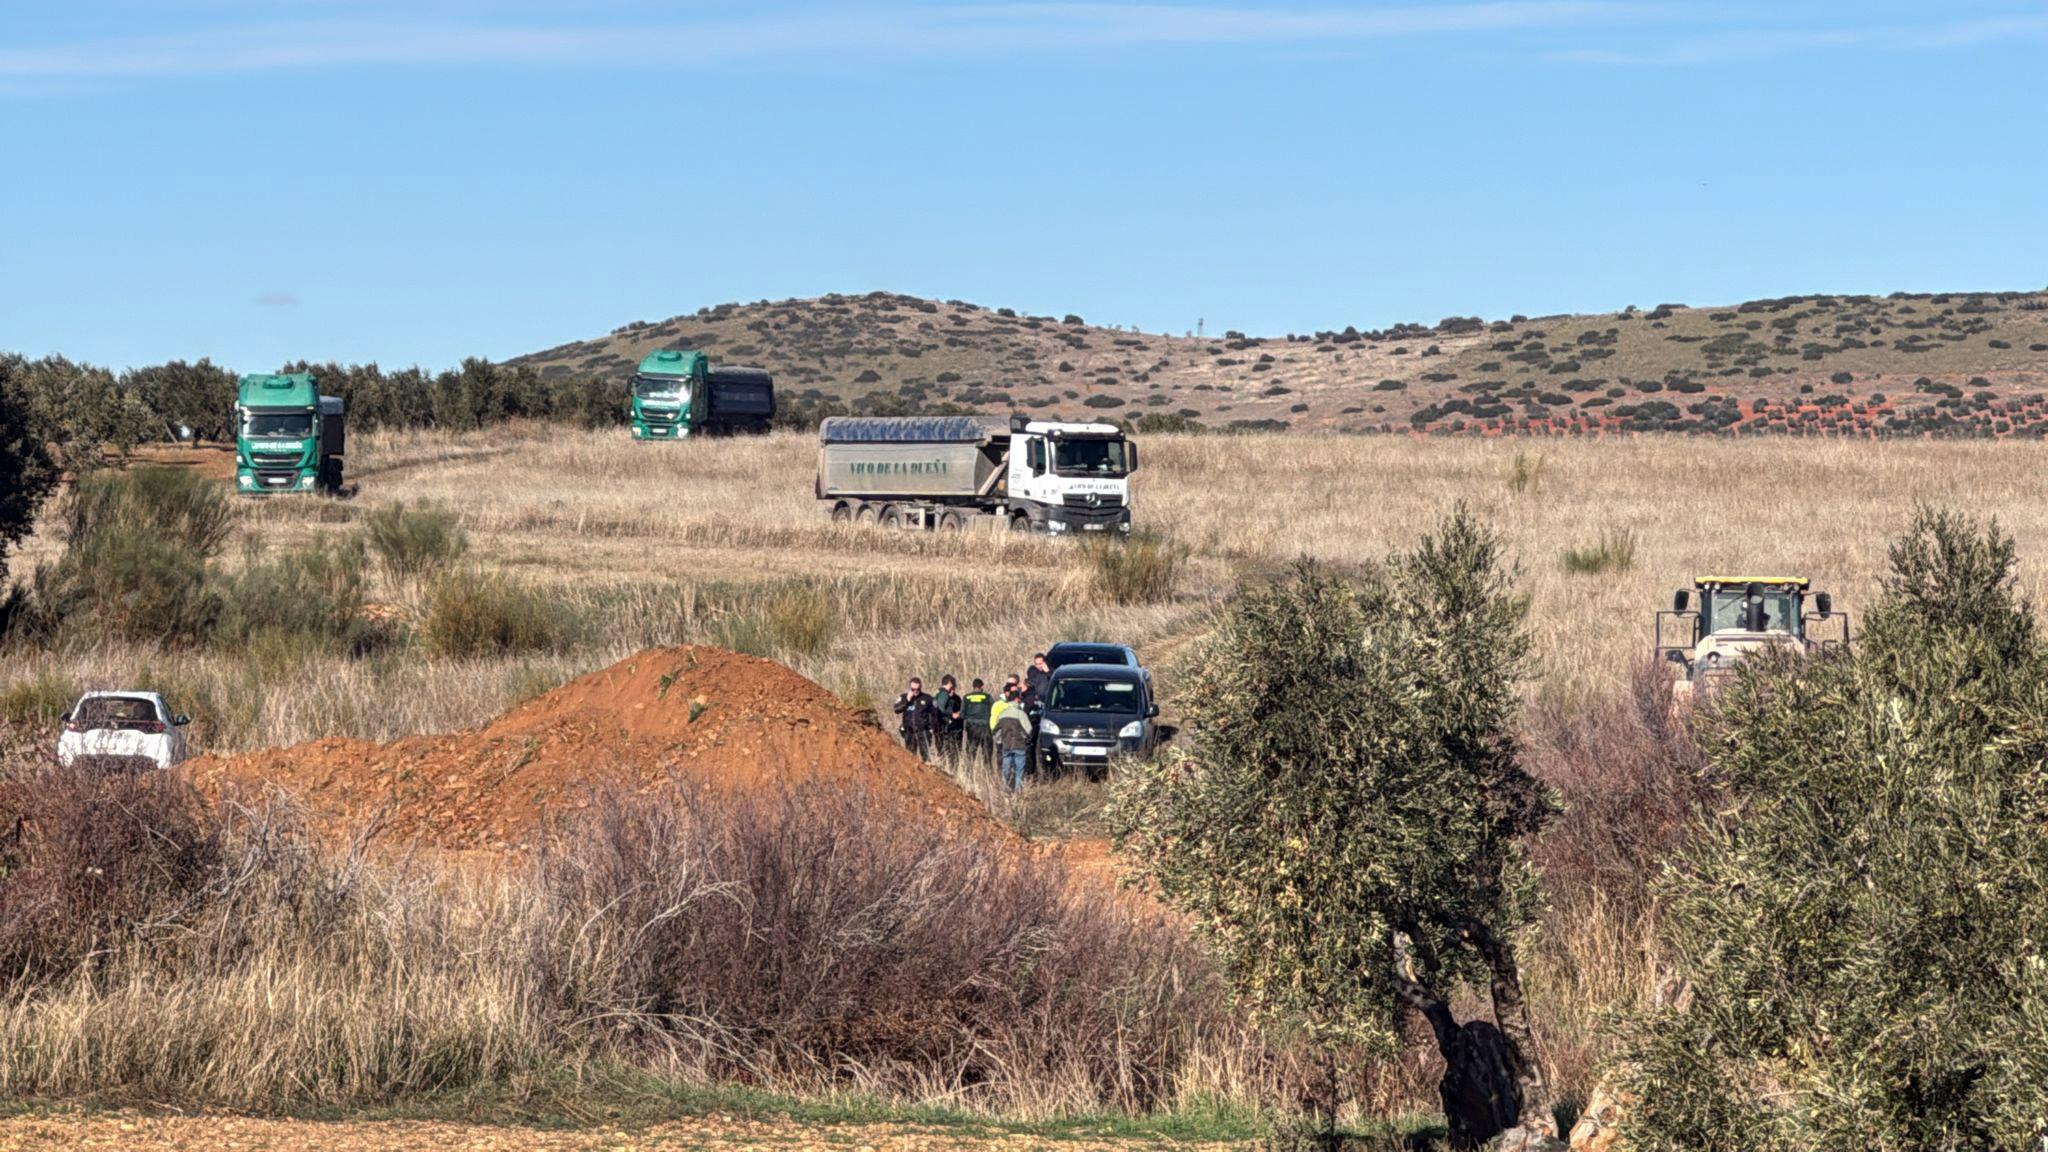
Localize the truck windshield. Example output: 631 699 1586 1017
1048 678 1140 712
1053 438 1130 476
633 375 688 399
244 412 312 438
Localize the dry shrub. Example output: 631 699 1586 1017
1526 659 1709 917
364 500 468 583
0 762 218 983
1083 529 1185 605
536 782 1251 1112
1518 660 1710 1104
764 579 837 657
422 570 582 657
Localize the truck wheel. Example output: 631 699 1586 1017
830 502 852 523
1007 513 1030 533
880 506 903 529
854 504 877 525
938 510 964 532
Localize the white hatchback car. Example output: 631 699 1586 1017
56 692 191 771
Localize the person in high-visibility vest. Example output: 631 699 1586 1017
991 685 1033 790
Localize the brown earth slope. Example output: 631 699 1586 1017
511 289 2048 437
184 646 990 850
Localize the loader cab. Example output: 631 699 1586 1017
1654 575 1850 685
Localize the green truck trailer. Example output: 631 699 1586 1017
630 349 775 439
234 373 345 494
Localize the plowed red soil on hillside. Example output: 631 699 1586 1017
184 646 995 849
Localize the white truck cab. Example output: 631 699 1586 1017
1001 418 1135 534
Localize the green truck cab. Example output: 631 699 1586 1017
630 349 774 440
234 373 346 495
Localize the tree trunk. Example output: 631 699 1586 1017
1456 917 1556 1139
1391 927 1558 1151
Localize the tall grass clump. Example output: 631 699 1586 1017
764 579 837 657
1559 526 1637 576
1507 450 1547 496
1082 529 1185 605
364 500 468 583
422 570 581 658
0 669 77 727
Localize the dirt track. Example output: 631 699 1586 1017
0 1113 1244 1150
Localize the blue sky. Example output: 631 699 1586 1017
3 1 2045 371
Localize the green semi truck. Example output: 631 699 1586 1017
629 349 775 440
234 373 346 494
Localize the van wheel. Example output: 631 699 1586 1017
830 502 853 523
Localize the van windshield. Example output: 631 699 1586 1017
1048 678 1140 712
244 411 312 438
1053 438 1130 476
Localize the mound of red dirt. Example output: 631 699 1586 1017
184 647 996 850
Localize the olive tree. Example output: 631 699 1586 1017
0 358 60 597
128 358 236 442
1113 509 1558 1149
1623 508 2048 1151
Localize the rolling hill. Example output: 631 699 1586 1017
511 289 2048 436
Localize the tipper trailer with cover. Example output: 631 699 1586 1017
816 415 1136 533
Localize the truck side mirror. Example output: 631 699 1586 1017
173 715 191 727
1664 649 1687 665
1815 591 1832 615
1127 443 1139 472
1673 589 1689 612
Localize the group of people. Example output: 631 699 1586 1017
892 653 1052 790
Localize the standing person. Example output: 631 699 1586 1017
960 678 994 766
1024 653 1052 713
892 677 938 761
992 684 1033 791
933 675 964 759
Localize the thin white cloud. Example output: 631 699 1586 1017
1556 10 2048 65
0 3 1662 79
251 291 301 308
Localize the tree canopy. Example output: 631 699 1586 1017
1625 508 2048 1150
1114 508 1556 1148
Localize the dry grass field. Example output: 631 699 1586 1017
5 425 2047 1144
13 425 2046 751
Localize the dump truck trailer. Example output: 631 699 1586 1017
630 349 774 438
816 415 1136 533
234 373 345 494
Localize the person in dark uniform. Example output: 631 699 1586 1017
933 675 964 759
892 677 939 761
959 678 994 766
